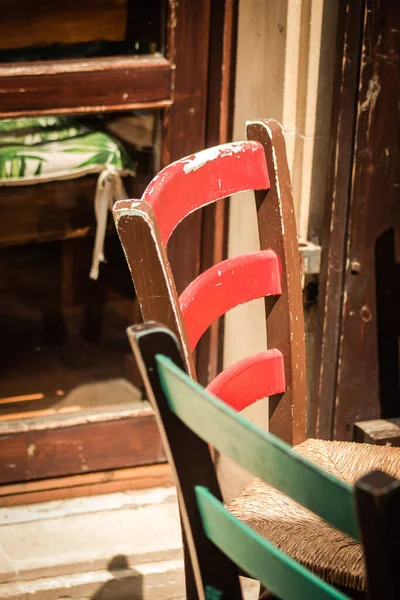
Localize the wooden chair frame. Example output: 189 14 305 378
128 323 400 600
113 119 306 445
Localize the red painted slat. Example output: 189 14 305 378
206 349 286 411
142 141 269 245
179 250 282 351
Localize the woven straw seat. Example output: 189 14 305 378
228 439 400 591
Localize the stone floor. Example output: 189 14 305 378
0 487 259 599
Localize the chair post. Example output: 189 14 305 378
127 323 242 600
246 120 307 446
355 470 400 599
113 200 196 378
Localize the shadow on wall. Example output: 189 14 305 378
91 555 143 600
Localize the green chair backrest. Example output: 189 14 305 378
128 324 400 600
157 353 354 600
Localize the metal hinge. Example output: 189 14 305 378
299 239 321 275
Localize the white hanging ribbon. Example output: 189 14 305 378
89 166 127 280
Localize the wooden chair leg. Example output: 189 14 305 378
355 470 400 600
183 526 200 600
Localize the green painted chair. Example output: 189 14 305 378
128 323 400 600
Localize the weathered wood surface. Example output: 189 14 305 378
248 121 307 445
0 2 220 486
142 141 268 246
332 0 400 440
310 0 365 440
0 57 172 117
0 407 165 484
354 418 400 447
0 463 172 507
116 120 307 447
312 0 400 440
0 176 97 246
113 140 270 383
0 0 132 50
162 0 214 396
114 199 196 378
161 0 211 295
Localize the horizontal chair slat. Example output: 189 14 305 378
179 250 282 351
195 486 348 600
156 355 359 541
143 140 270 245
206 349 286 411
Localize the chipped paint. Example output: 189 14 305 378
182 142 248 174
359 72 381 140
360 305 372 323
27 444 36 457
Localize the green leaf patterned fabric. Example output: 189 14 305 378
0 116 135 185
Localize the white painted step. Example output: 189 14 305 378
0 487 184 599
0 486 259 599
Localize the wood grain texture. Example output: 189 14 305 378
0 57 172 117
205 0 238 148
0 409 164 483
0 463 172 507
353 418 400 447
327 0 399 441
0 0 130 50
310 0 365 440
334 0 400 440
113 199 196 378
0 176 98 246
247 121 307 445
312 0 400 442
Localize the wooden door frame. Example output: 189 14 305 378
198 0 239 386
311 0 400 441
310 0 365 439
0 0 238 488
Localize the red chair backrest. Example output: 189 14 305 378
143 141 269 245
113 120 306 445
